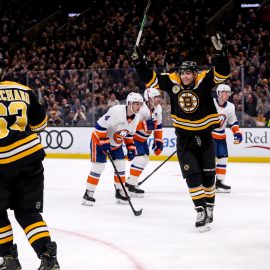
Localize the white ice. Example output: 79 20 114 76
8 159 270 270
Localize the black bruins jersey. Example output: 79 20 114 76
0 81 47 168
135 56 230 135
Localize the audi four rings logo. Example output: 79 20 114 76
39 130 74 149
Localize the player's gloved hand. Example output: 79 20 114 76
152 140 163 156
233 132 243 144
143 119 157 131
99 137 111 154
127 144 136 161
211 31 228 57
127 45 146 66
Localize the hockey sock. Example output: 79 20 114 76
216 157 228 182
186 174 206 209
14 211 51 258
86 162 105 192
128 155 148 185
113 159 126 189
129 164 144 185
0 211 13 256
203 175 216 205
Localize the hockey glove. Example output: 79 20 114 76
127 45 146 67
152 140 163 156
99 137 111 154
127 144 136 161
211 32 228 57
233 132 243 144
143 119 157 132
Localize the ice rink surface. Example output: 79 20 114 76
8 158 270 270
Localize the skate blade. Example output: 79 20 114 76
116 199 129 205
130 192 144 198
197 224 211 233
216 188 231 193
82 200 94 206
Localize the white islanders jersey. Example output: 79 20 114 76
134 103 162 142
212 98 239 139
97 105 140 147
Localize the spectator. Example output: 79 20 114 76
48 111 62 127
107 92 120 108
71 98 86 114
264 104 270 127
63 111 76 126
245 93 258 117
255 110 267 127
73 107 87 126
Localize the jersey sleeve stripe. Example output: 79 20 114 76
172 119 221 131
29 115 48 131
171 114 219 125
145 71 157 87
0 133 38 152
0 144 43 164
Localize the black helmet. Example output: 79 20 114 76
0 57 6 80
179 61 198 73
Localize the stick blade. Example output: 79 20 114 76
134 208 143 216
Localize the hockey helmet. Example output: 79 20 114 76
0 57 6 80
216 84 231 96
179 61 198 73
144 88 160 101
126 92 143 105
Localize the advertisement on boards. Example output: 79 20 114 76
39 127 270 161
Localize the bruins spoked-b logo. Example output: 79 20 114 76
178 91 199 113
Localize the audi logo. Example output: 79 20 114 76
38 130 74 149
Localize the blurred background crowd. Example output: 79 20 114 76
0 0 270 127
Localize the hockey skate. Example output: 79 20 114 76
216 179 231 193
0 244 22 270
206 204 214 223
195 206 211 233
38 242 60 270
115 188 129 205
82 190 96 206
125 183 144 198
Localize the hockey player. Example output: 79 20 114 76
82 92 143 206
0 58 60 269
212 84 243 193
125 88 163 197
128 32 230 232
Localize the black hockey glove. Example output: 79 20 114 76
127 45 146 67
211 32 228 57
126 144 136 161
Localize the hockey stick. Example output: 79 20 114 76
135 0 152 47
138 150 177 186
107 153 143 216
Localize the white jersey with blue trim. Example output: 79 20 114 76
138 102 162 124
97 105 140 147
213 98 237 131
134 103 162 141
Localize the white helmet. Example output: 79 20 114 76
126 92 143 105
216 84 231 96
144 88 160 101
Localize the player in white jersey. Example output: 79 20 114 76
212 84 243 193
125 88 163 197
82 92 143 205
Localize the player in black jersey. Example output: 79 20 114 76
0 58 60 269
128 32 230 232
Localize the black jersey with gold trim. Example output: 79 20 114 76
0 81 47 167
134 56 230 135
